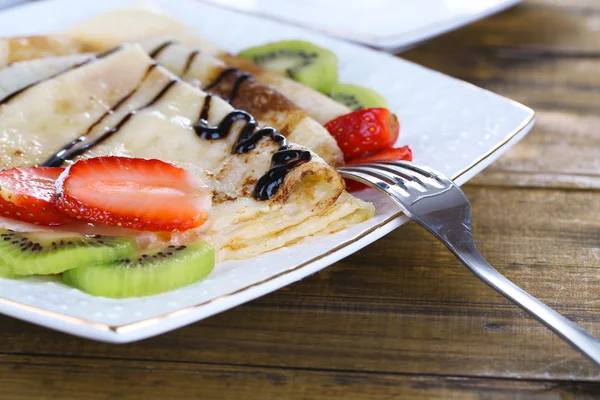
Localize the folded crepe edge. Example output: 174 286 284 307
216 192 374 262
0 35 93 68
211 155 374 261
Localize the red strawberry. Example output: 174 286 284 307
344 146 413 192
325 108 400 161
55 157 211 232
0 167 73 225
346 146 412 166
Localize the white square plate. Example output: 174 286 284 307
0 0 535 343
197 0 523 51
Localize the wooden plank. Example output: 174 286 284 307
400 3 600 189
0 187 598 381
527 0 600 10
0 1 598 397
469 111 600 189
400 2 600 114
401 55 600 189
420 3 600 54
0 354 599 400
402 52 600 114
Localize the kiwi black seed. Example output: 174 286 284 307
0 229 137 276
62 242 214 298
238 40 338 94
329 83 388 111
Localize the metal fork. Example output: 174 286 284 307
338 160 600 367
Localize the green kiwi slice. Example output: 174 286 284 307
0 229 137 276
238 40 338 94
329 83 388 110
62 242 214 298
0 263 16 279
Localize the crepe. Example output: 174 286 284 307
137 38 343 165
0 7 352 163
0 44 373 261
0 41 344 166
65 6 351 125
0 35 88 68
0 36 345 165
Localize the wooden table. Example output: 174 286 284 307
2 0 600 398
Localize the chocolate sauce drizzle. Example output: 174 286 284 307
202 67 237 92
149 41 250 105
202 67 251 104
182 50 200 76
42 76 179 167
84 63 159 136
31 45 308 201
227 73 251 103
0 46 124 105
199 93 213 122
197 67 312 200
193 105 311 200
148 40 178 58
196 68 311 199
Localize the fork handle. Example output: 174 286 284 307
445 240 600 367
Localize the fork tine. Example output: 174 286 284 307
341 166 412 197
354 163 417 182
355 163 428 191
338 168 393 192
374 161 448 188
378 161 445 183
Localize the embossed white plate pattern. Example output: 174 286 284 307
0 0 534 342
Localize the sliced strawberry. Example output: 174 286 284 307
0 167 72 225
344 146 413 192
325 107 399 161
346 146 412 166
55 157 211 232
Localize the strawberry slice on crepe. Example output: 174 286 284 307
56 156 212 232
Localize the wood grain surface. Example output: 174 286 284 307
3 0 600 398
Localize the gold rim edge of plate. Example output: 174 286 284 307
0 108 536 336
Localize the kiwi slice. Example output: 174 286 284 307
238 40 338 94
62 242 214 298
329 83 388 110
0 229 137 276
0 263 16 279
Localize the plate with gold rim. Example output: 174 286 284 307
196 0 523 51
0 0 534 343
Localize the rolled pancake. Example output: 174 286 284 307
0 44 373 261
140 38 343 166
217 53 351 125
66 6 351 125
0 35 88 68
0 39 344 166
0 54 90 103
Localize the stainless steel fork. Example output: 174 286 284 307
338 160 600 367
